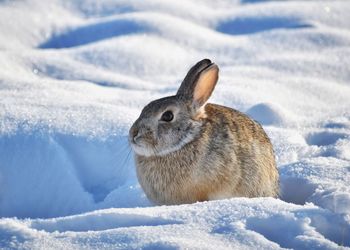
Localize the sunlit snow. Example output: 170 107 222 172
0 0 349 249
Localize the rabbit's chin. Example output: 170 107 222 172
131 132 196 157
130 143 156 157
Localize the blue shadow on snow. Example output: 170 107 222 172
217 16 313 35
40 19 146 49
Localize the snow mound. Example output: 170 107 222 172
246 102 294 126
1 199 349 249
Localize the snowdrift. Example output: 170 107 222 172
0 0 349 249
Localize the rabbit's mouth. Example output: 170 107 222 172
130 140 159 157
129 126 159 156
128 132 156 157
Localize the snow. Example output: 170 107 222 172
0 0 349 249
1 199 349 249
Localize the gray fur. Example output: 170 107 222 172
129 59 279 205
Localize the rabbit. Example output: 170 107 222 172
129 59 279 205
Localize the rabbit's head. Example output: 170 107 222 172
129 59 219 157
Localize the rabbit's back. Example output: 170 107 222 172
205 103 279 198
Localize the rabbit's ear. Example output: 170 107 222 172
178 59 212 93
177 59 219 109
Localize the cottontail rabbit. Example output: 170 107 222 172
129 59 279 205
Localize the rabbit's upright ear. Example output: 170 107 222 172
177 59 219 109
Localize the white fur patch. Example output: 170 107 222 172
153 131 196 156
131 123 200 157
130 143 156 157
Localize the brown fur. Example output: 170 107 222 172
135 103 279 205
130 59 279 205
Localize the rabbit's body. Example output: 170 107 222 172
130 59 279 205
135 103 278 205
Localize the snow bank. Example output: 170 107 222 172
0 0 349 249
1 199 349 249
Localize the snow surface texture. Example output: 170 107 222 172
0 0 350 249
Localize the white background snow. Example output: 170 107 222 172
0 0 349 249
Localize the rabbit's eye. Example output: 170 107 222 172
161 111 174 122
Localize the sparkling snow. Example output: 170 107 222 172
0 0 349 249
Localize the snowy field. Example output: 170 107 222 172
0 0 350 249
